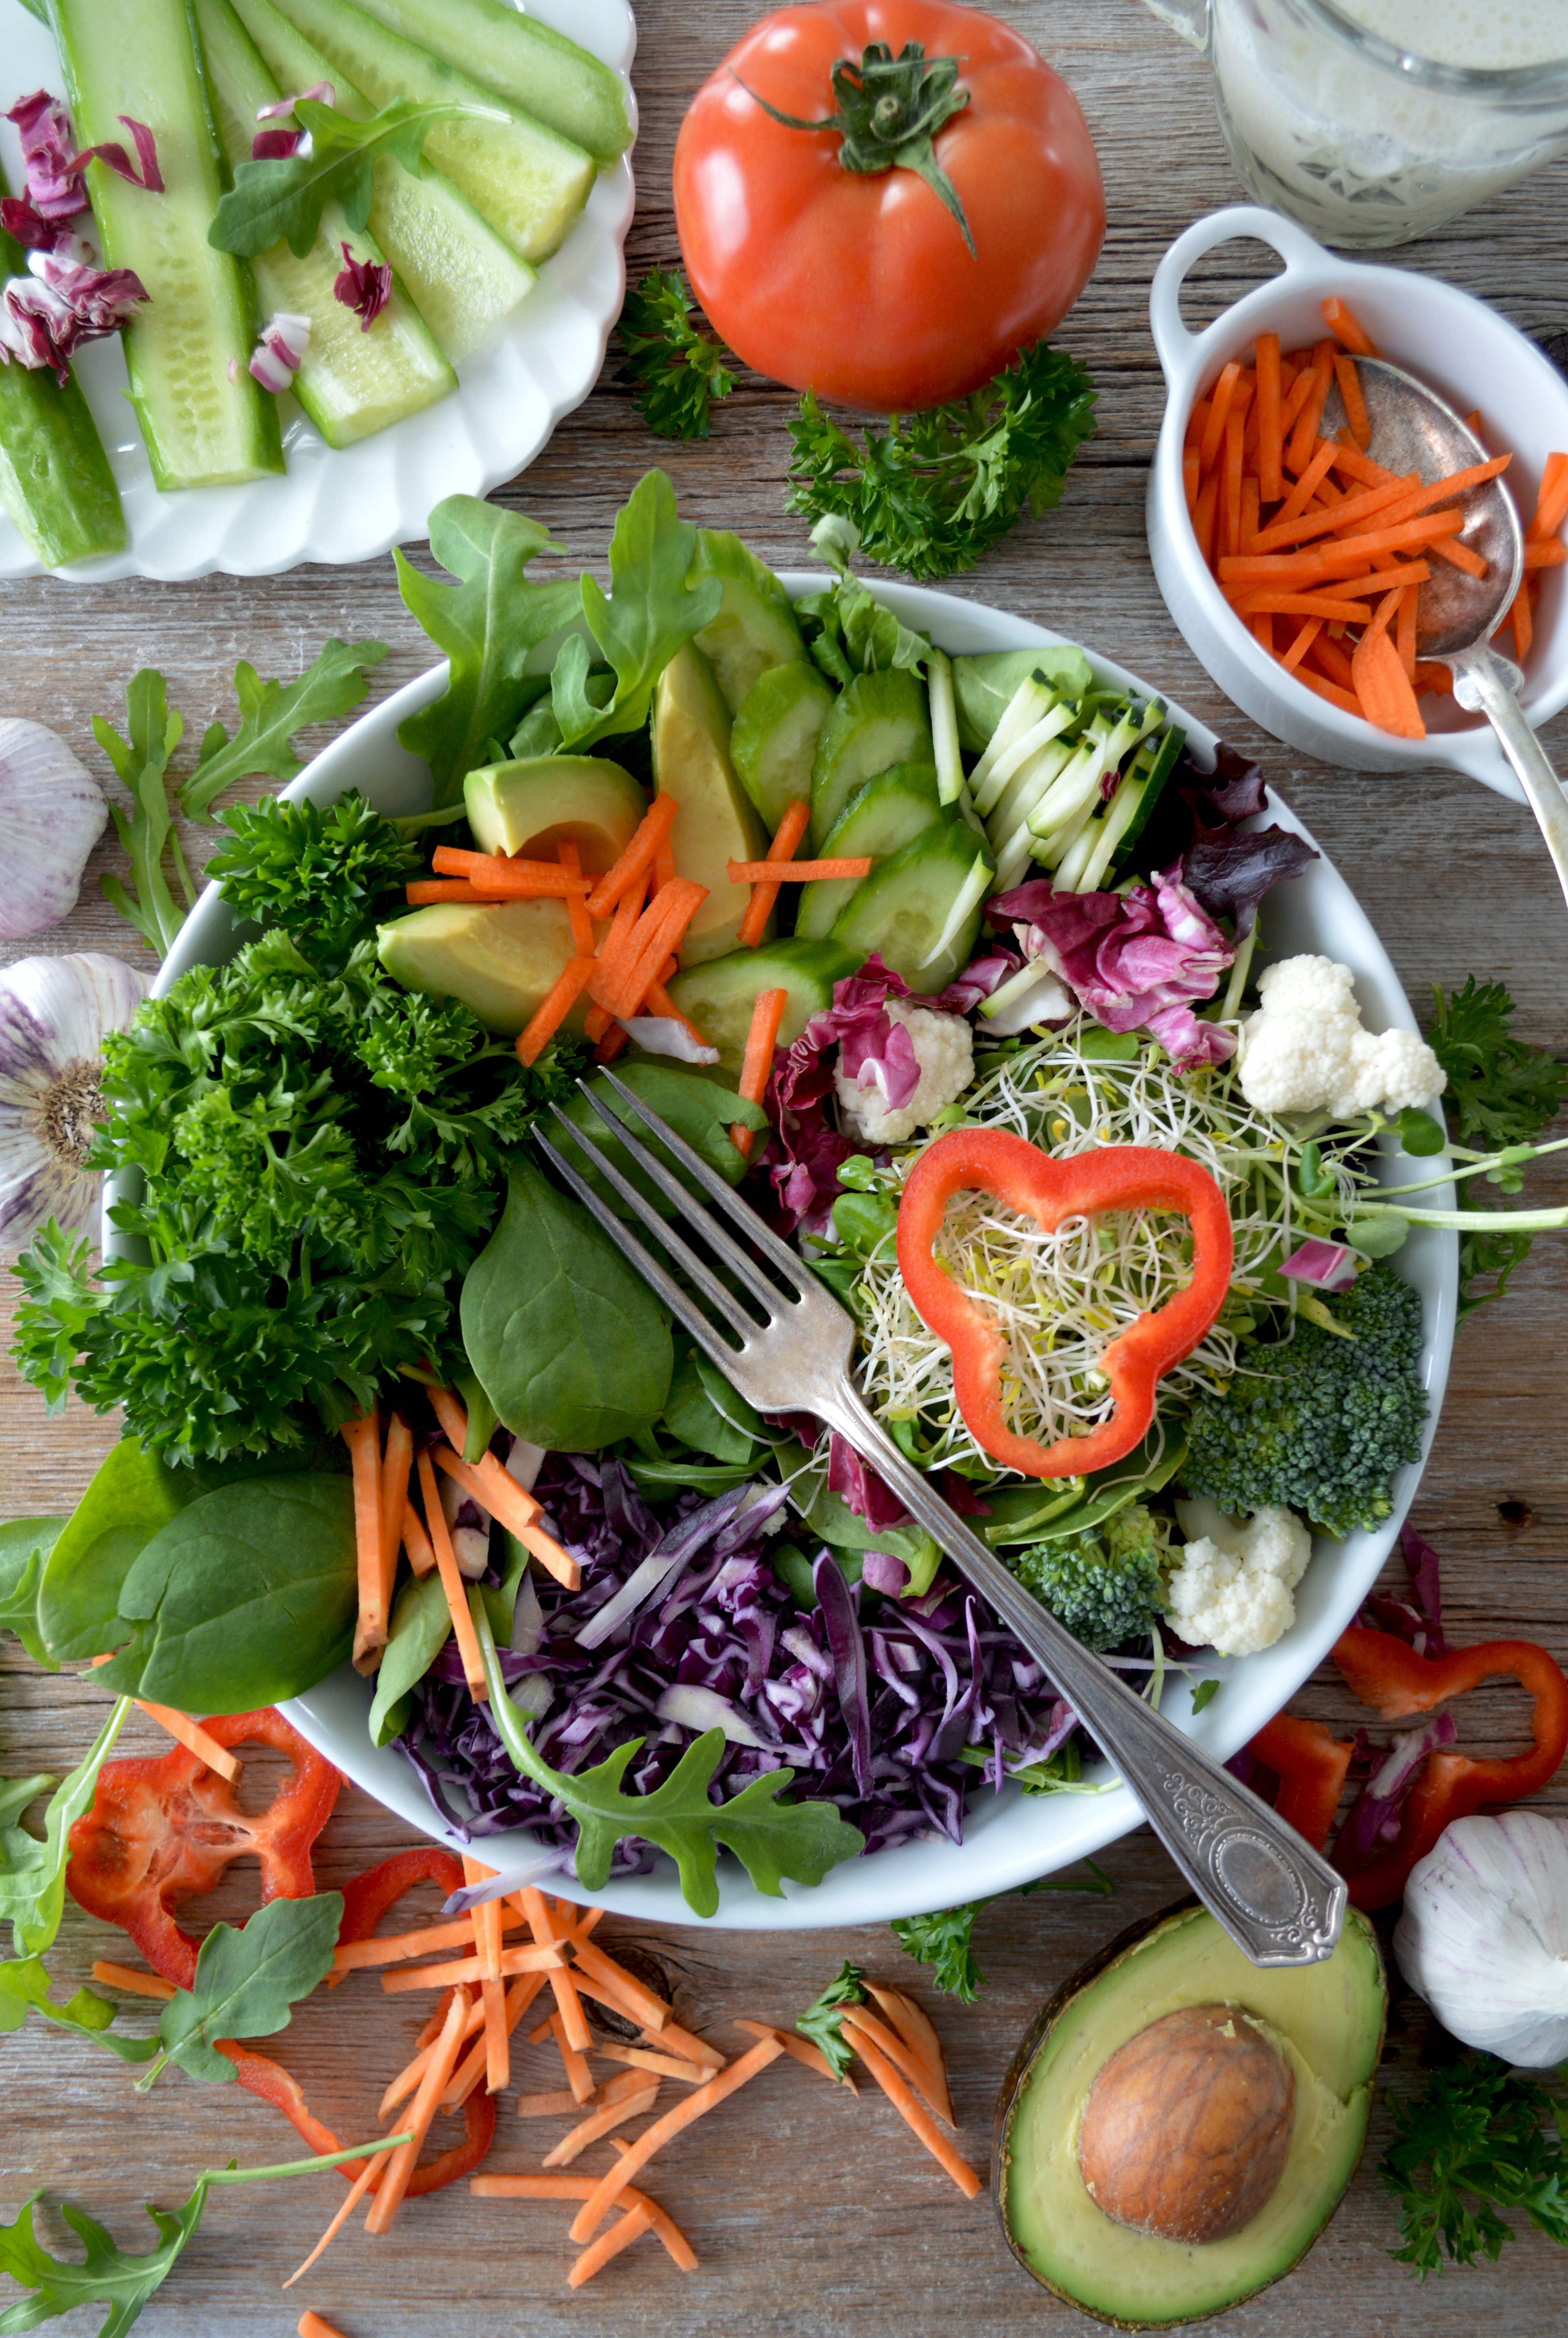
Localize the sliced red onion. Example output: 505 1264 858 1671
256 81 334 118
654 1682 773 1748
251 125 311 161
1281 1237 1359 1292
248 310 310 392
861 1549 909 1596
612 1012 719 1065
332 240 394 330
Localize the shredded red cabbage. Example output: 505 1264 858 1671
397 1456 1077 1874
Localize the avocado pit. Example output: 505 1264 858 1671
1077 2002 1295 2246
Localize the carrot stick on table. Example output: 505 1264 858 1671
848 2026 982 2198
839 2005 952 2119
363 1987 470 2236
734 2019 856 2091
543 2080 661 2167
864 1985 955 2126
730 984 787 1162
569 1938 673 2034
472 2171 697 2273
567 2034 784 2241
569 2201 656 2290
517 1884 594 2056
341 1406 386 1675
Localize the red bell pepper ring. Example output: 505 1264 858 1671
896 1129 1234 1478
219 2035 497 2196
1329 1625 1568 1910
335 1845 466 1950
1246 1712 1355 1853
66 1706 340 1989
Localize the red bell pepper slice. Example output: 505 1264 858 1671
1329 1625 1568 1909
219 2036 497 2195
1246 1713 1355 1853
66 1706 340 1989
896 1129 1234 1478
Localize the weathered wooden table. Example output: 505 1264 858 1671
3 1 1566 2330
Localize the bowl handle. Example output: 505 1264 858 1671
1149 204 1330 392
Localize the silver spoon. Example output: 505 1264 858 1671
1321 358 1568 911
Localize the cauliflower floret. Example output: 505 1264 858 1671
1237 953 1444 1120
1162 1501 1313 1657
836 1000 973 1146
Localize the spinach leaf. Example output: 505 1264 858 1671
367 1570 452 1748
794 1477 941 1599
395 497 583 807
552 470 722 751
555 1062 767 1219
37 1442 190 1663
475 1603 862 1917
0 1956 159 2065
0 1701 131 1958
0 1520 63 1668
661 1347 765 1465
461 1161 673 1451
96 1477 356 1713
140 1893 342 2090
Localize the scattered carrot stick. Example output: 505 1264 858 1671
569 1939 671 2035
416 1448 487 1700
1322 295 1378 356
342 1406 386 1675
864 1985 955 2127
463 1854 503 1983
569 2200 656 2289
593 879 711 1019
472 2171 697 2274
726 855 873 885
846 2026 981 2199
284 2134 409 2289
737 797 811 950
445 1971 550 2109
588 2040 711 2087
363 1985 469 2235
567 2034 784 2242
297 2313 349 2338
518 956 597 1069
518 1886 594 2057
333 1911 527 1978
734 2019 856 2092
646 2020 724 2072
431 846 592 896
544 2080 662 2167
126 1701 242 1781
518 2088 588 2117
482 1979 510 2094
840 2006 953 2126
379 1941 568 1993
551 2008 596 2104
92 1960 175 2000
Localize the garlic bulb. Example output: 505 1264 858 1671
1394 1811 1568 2067
0 719 107 939
0 954 153 1248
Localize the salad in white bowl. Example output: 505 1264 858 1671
17 471 1567 1929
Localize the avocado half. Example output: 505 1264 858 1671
992 1900 1386 2329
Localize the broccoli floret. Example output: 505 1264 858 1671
1182 1261 1426 1539
1007 1502 1169 1652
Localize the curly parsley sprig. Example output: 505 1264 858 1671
1424 978 1568 1314
617 267 736 441
1380 2049 1568 2275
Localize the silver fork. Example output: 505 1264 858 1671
536 1069 1347 1967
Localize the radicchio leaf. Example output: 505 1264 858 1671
4 91 85 223
1280 1237 1359 1292
249 310 310 392
333 240 393 330
827 1433 908 1530
0 250 148 381
1182 822 1318 938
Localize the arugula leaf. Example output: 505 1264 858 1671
1424 979 1568 1314
794 1959 867 2082
209 97 484 258
1190 1675 1221 1713
137 1892 342 2090
786 340 1098 581
396 497 581 806
553 470 722 751
1380 2051 1568 2274
0 1520 63 1669
178 639 388 819
0 1700 130 1960
94 672 194 959
0 1956 159 2066
475 1603 863 1916
615 267 736 441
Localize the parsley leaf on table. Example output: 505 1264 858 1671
616 266 737 440
209 96 480 258
891 1863 1115 2001
786 341 1098 580
1424 978 1568 1314
795 1959 867 2082
1380 2050 1568 2274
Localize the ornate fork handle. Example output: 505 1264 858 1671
823 1384 1347 1967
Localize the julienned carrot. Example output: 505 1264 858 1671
1279 617 1322 672
847 2025 982 2198
517 955 596 1069
1295 665 1364 717
1194 470 1219 565
363 1985 469 2235
128 1701 242 1781
445 1971 549 2109
463 1852 503 1985
1329 440 1401 489
736 796 811 950
518 2088 586 2117
1352 626 1425 739
1246 467 1419 550
332 1910 527 1977
1310 628 1357 687
1255 331 1283 501
1353 453 1510 537
1529 450 1568 539
431 846 592 896
93 1960 175 2000
588 2040 711 2087
417 1448 488 1700
730 985 788 1163
650 2020 726 2072
1334 353 1372 451
379 1941 567 1993
1424 529 1489 578
470 2172 698 2274
1414 661 1455 695
726 856 874 884
1525 537 1568 569
838 2005 949 2117
1269 436 1338 531
1198 359 1242 474
380 1411 412 1615
569 2201 656 2289
584 793 680 917
297 2312 350 2338
551 2007 596 2103
519 1885 594 2057
567 2035 785 2241
1217 508 1465 591
1221 407 1244 557
402 1501 436 1579
483 1978 510 2094
342 1406 386 1675
543 2081 662 2168
1396 583 1418 678
734 2019 856 2091
431 1444 544 1543
864 1985 955 2127
1284 359 1333 477
570 1939 672 2034
589 879 709 1018
1360 584 1403 652
557 839 596 956
285 2146 384 2287
1322 295 1378 357
1510 577 1535 660
406 878 486 904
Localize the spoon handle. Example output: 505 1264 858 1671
1450 645 1568 913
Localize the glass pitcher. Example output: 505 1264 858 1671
1142 0 1568 247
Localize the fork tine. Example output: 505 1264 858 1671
542 1105 765 1343
592 1066 813 1291
534 1130 749 1376
583 1082 804 1309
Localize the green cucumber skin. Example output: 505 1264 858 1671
48 0 283 491
0 221 127 566
266 0 596 265
227 0 536 360
195 0 456 450
350 0 630 164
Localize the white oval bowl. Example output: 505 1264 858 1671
0 0 634 582
1146 204 1568 804
134 579 1458 1928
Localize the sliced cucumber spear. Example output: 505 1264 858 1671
48 0 283 489
0 214 126 566
263 0 595 263
227 0 535 361
1054 723 1186 895
346 0 631 164
195 0 455 448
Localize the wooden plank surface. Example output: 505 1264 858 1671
3 0 1568 2329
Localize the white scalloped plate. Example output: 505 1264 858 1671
0 0 634 581
133 580 1459 1928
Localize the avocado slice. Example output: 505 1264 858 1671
651 641 768 967
690 529 807 715
464 756 645 870
377 898 580 1036
994 1900 1386 2328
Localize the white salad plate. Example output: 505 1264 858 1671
139 578 1459 1929
0 0 635 582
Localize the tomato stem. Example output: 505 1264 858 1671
730 40 976 258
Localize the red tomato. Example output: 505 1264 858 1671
673 0 1104 412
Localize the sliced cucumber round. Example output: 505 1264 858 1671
731 662 834 830
830 820 994 995
795 762 942 940
666 938 862 1080
691 531 807 715
809 667 932 849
